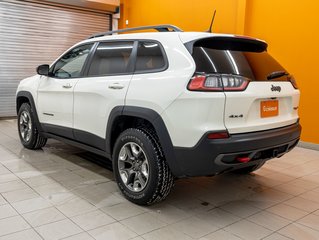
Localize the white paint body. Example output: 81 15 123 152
16 31 300 148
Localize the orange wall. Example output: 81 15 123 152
119 0 245 34
119 0 319 144
245 0 319 144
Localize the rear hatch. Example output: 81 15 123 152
189 36 300 134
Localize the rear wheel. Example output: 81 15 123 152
18 103 47 149
233 161 265 174
113 128 174 205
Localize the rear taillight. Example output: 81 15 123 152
207 131 230 139
289 75 298 89
188 74 250 91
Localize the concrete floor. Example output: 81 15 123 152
0 119 319 240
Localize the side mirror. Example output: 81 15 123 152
36 64 49 76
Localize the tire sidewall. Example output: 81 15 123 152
113 129 160 204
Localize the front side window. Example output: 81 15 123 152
88 41 134 76
135 41 166 72
51 44 93 79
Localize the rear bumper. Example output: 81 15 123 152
173 123 301 177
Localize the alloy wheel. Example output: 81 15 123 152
19 110 32 142
118 142 149 192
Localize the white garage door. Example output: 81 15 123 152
0 0 112 117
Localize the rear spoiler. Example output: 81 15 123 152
184 36 268 54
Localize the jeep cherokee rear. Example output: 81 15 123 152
16 25 301 205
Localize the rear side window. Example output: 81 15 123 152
135 41 166 73
192 39 288 81
88 41 134 76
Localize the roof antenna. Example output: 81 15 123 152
206 10 217 33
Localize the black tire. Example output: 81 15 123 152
17 103 47 150
233 161 265 174
113 128 174 205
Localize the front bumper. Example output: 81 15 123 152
173 123 301 177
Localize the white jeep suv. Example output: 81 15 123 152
16 25 301 205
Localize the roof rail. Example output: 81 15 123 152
87 24 183 39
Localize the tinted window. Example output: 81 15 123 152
88 41 133 76
52 44 93 78
192 47 288 81
135 41 165 72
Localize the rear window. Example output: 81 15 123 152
135 41 166 73
192 39 288 81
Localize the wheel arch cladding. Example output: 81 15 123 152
106 106 183 177
16 91 43 132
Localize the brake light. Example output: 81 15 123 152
188 74 250 91
288 75 298 89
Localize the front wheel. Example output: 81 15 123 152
17 103 47 149
113 128 174 205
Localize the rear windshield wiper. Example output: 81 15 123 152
267 71 289 80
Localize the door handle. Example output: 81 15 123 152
108 83 124 90
62 83 72 89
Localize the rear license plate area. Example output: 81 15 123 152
260 100 279 118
